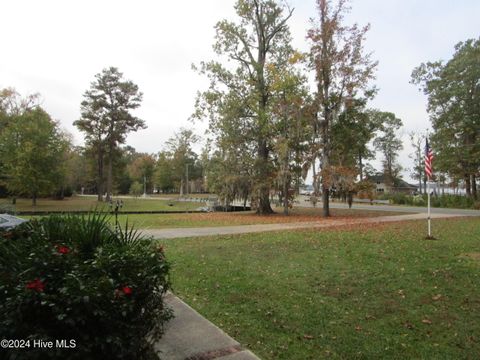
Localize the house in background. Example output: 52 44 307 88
367 173 418 195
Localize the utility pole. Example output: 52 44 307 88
142 175 147 198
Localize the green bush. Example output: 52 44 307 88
428 194 474 209
130 181 144 198
0 213 171 360
412 195 425 206
383 193 476 209
388 193 410 205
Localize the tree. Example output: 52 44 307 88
129 181 143 198
330 96 379 180
155 151 176 193
411 38 480 199
204 147 254 209
307 0 377 217
0 88 42 198
269 59 310 215
128 153 156 194
52 131 76 199
159 129 201 194
74 67 145 202
63 146 92 195
329 165 357 206
0 108 69 205
372 111 403 186
327 99 380 206
0 88 40 124
112 145 137 195
408 131 425 194
194 0 294 214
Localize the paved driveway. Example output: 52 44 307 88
141 212 472 240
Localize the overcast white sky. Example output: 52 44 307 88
1 0 479 182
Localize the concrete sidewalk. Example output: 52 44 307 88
155 293 260 360
141 212 466 240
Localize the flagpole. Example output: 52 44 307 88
425 130 433 238
427 180 431 237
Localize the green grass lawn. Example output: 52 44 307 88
0 196 204 212
160 217 480 359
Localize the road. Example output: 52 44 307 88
293 195 480 216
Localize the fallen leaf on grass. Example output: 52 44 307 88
403 321 415 329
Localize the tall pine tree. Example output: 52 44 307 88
74 67 145 201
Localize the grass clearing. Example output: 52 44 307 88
160 217 480 359
0 196 204 212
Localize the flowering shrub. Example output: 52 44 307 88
0 213 171 360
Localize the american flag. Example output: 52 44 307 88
425 139 433 180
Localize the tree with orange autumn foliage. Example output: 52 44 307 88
307 0 377 217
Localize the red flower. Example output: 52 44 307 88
122 286 132 296
26 278 45 292
56 245 70 254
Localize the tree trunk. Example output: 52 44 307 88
106 152 112 202
253 27 274 215
255 140 272 215
258 191 273 214
322 186 330 217
465 174 471 197
358 152 363 181
296 173 300 195
97 147 104 202
283 175 289 216
321 114 331 218
471 174 477 200
257 139 273 214
319 46 332 218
